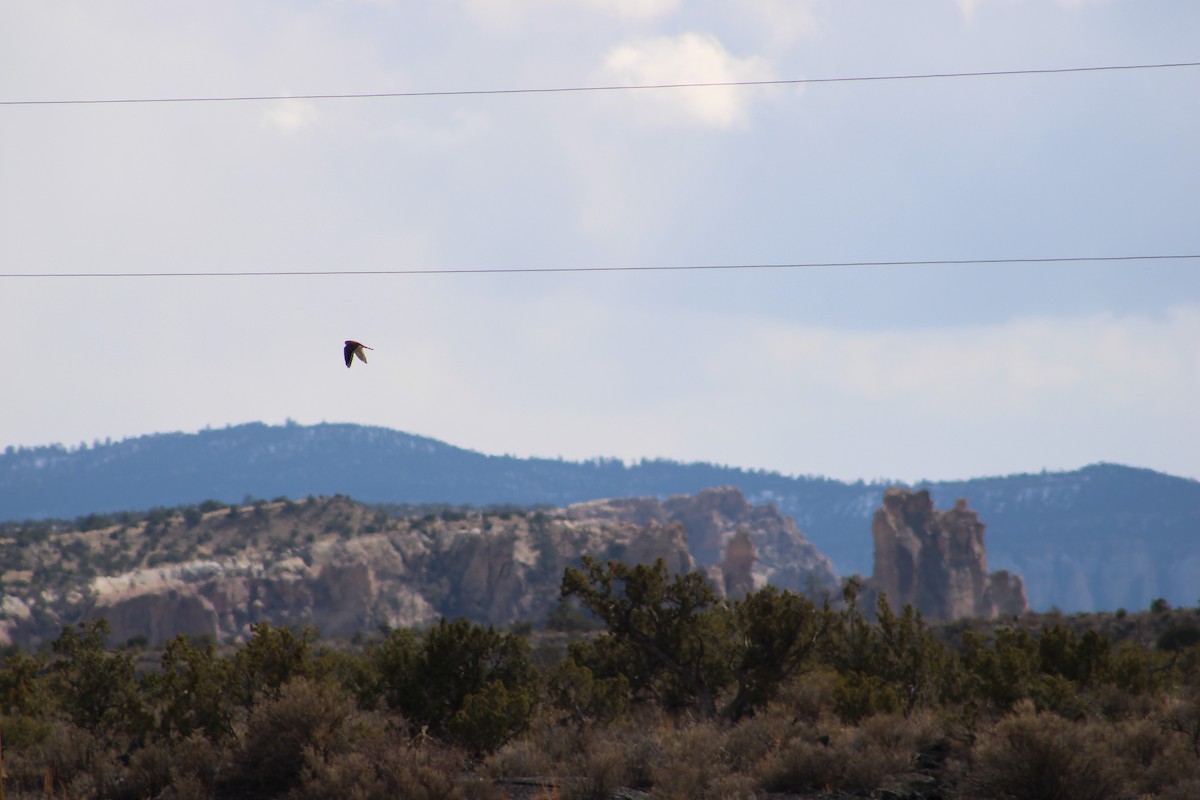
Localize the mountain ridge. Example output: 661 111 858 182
2 421 1197 612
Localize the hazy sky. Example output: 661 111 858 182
2 1 1198 483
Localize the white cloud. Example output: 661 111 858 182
422 298 1199 480
261 100 320 134
957 0 1108 24
599 32 775 128
755 309 1196 418
460 0 678 28
581 0 679 21
742 0 820 45
956 0 980 25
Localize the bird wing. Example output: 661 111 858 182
344 340 372 367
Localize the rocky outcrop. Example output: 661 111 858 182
96 587 218 645
722 530 756 599
568 486 839 600
0 488 836 648
865 488 1028 620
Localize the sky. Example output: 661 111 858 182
1 0 1198 484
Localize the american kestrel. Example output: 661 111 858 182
344 340 373 368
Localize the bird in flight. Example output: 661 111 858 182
344 340 373 368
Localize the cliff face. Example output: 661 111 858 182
866 488 1028 620
568 486 839 600
0 487 837 648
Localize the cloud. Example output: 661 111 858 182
460 0 679 28
2 267 1196 485
3 0 1196 490
755 308 1196 418
599 32 775 128
956 0 980 24
742 0 820 45
261 100 320 134
957 0 1107 24
407 299 1200 481
581 0 680 21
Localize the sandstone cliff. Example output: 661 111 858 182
567 486 839 600
0 487 837 648
864 488 1028 620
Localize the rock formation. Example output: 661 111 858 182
865 488 1028 620
568 486 839 600
721 529 756 599
0 487 836 648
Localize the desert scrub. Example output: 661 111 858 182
291 731 502 800
721 706 805 775
648 719 755 800
1104 716 1200 796
484 729 559 781
756 710 942 795
962 703 1125 800
774 667 839 723
563 730 631 800
229 677 355 796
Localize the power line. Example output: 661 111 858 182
4 254 1198 279
3 61 1197 107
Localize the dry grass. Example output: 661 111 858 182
565 737 629 800
751 711 943 795
486 735 559 781
649 721 757 800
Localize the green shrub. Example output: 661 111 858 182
0 649 49 717
1159 623 1200 653
148 635 235 741
545 657 629 724
448 680 533 755
833 672 900 723
1030 673 1090 719
230 622 318 706
48 619 152 739
0 713 53 750
371 618 536 747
